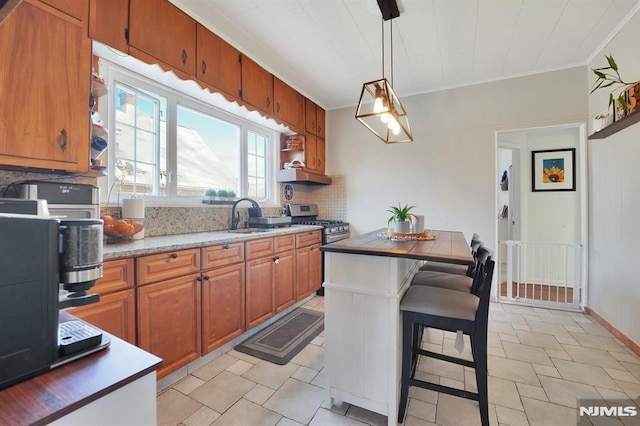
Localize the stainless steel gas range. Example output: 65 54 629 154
286 203 350 296
286 204 350 244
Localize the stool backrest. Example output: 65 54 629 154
466 238 483 277
471 246 495 325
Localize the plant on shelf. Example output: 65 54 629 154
217 189 228 199
204 189 216 200
227 190 236 199
591 54 640 116
387 203 416 233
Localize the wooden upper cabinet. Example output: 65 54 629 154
316 106 326 139
129 0 196 76
305 98 325 138
274 77 303 133
39 0 87 21
88 0 129 53
196 24 241 101
0 0 90 172
315 137 326 174
241 55 274 116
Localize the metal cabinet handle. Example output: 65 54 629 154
201 60 207 74
58 128 67 152
223 245 230 250
182 49 188 64
203 275 210 281
273 256 280 264
266 97 271 108
170 253 178 259
196 276 202 282
276 103 280 113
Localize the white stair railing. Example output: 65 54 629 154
498 240 582 310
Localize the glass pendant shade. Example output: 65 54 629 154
355 78 413 143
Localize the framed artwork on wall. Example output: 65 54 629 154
531 148 576 192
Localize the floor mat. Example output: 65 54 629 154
234 308 324 365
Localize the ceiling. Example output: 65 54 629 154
173 0 640 111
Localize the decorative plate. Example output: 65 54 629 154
376 230 437 242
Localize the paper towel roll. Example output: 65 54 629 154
122 198 145 239
412 215 425 234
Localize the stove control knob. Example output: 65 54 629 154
328 228 334 233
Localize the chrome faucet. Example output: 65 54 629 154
230 198 261 230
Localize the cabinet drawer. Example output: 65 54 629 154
92 258 134 294
246 238 274 260
136 248 200 285
296 230 322 248
274 234 295 253
201 242 244 269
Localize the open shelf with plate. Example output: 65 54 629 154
588 108 640 140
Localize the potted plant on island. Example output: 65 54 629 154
387 203 416 233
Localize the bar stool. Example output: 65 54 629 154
398 246 494 426
417 234 481 277
411 239 483 294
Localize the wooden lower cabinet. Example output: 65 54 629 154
295 243 322 301
201 263 245 354
137 273 202 379
274 250 295 313
68 289 136 344
245 256 274 329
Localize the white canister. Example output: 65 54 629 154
412 215 425 234
122 198 145 239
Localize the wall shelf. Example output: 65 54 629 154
588 108 640 140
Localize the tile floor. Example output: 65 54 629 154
157 297 640 426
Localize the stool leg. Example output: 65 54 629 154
398 314 413 423
474 330 489 426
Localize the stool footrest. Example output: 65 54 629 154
408 378 479 401
417 349 475 369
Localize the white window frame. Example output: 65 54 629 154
98 58 280 207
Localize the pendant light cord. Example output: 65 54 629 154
390 19 394 86
381 18 385 78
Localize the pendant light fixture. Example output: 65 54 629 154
355 0 412 143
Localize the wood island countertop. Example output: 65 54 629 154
0 313 162 426
320 228 474 265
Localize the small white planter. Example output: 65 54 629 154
394 221 411 233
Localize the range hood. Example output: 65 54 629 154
276 169 332 185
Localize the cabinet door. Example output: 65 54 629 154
316 106 326 139
304 134 317 172
88 0 129 53
295 246 311 301
274 250 295 313
309 243 322 293
241 55 273 116
0 1 90 172
315 137 326 174
67 289 136 344
137 273 201 379
245 257 274 329
91 258 134 294
201 242 244 269
305 98 317 135
274 77 303 133
129 0 196 76
196 24 241 101
39 0 86 21
202 263 245 354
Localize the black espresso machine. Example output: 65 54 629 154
0 212 109 390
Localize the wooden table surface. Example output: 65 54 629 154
0 314 162 425
321 229 474 265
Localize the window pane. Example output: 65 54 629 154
136 130 155 163
176 105 240 196
115 87 135 126
136 97 156 132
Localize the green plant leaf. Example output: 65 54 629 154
606 54 618 71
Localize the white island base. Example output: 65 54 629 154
323 251 419 426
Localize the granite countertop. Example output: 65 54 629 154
103 225 323 260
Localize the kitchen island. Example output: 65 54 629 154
320 229 473 426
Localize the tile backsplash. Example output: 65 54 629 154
1 170 348 236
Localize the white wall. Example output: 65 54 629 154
587 10 640 344
326 67 588 255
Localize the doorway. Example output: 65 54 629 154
495 124 588 310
